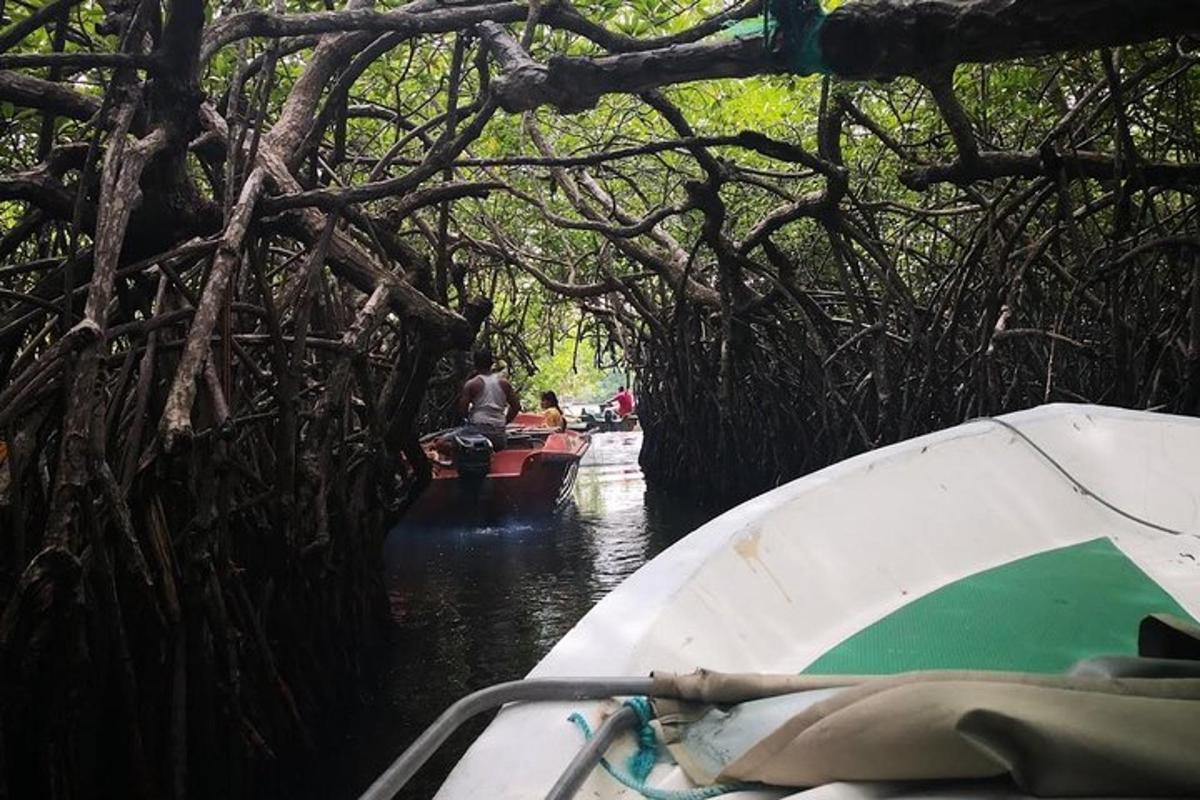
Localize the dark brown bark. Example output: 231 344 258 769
481 23 776 113
902 149 1200 190
480 0 1197 112
821 0 1198 80
160 168 266 449
44 119 167 547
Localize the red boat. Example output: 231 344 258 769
405 415 590 525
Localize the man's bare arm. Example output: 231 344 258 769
502 379 521 423
458 377 478 418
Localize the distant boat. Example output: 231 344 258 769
406 418 590 524
575 408 639 433
413 405 1200 799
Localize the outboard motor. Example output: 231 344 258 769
452 432 493 481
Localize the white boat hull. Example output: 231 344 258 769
436 405 1200 799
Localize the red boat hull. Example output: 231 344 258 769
405 430 589 525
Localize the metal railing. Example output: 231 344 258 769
357 676 654 800
544 704 641 800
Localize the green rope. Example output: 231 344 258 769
624 696 658 782
566 698 754 800
718 0 830 76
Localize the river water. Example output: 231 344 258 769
327 431 721 799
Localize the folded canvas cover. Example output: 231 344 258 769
651 617 1200 797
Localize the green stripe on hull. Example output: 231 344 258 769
805 538 1194 675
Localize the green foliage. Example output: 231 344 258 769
522 325 625 407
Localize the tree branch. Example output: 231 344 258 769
820 0 1197 80
0 0 85 54
480 0 1196 112
263 178 501 214
902 149 1200 190
480 22 776 113
0 52 154 70
0 69 101 121
160 168 268 450
202 0 527 64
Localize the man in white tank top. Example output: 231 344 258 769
457 348 520 449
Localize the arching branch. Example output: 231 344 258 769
480 0 1197 113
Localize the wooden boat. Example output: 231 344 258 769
576 409 639 433
601 413 638 433
405 419 590 525
426 405 1200 799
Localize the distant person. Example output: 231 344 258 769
457 348 520 449
540 391 566 431
605 385 635 417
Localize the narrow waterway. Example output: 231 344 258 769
328 431 721 799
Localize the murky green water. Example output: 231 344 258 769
324 431 720 799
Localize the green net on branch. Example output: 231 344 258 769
720 0 830 76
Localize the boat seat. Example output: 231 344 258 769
505 431 537 448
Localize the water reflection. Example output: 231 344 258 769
330 432 719 799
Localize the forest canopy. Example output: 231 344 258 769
0 0 1198 797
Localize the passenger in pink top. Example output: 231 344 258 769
606 386 635 417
